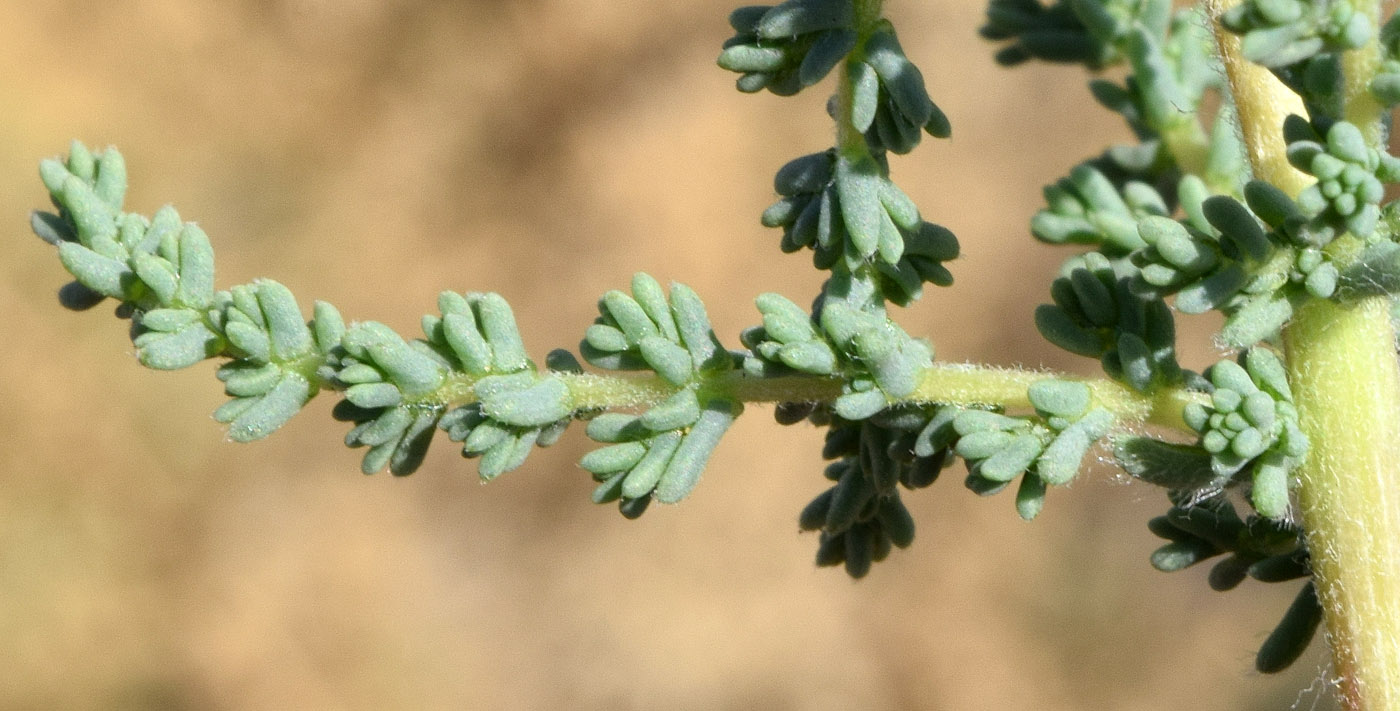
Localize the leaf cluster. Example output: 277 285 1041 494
1138 489 1316 673
990 0 1400 676
31 0 1400 684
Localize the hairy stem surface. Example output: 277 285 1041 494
1212 0 1400 706
434 365 1197 430
1285 298 1400 710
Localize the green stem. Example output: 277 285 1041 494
427 363 1199 432
1211 1 1400 706
907 365 1201 430
839 0 885 155
1206 0 1311 193
852 0 883 29
1284 298 1400 711
829 0 892 313
1159 115 1213 184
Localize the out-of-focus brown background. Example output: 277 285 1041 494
1 2 1342 709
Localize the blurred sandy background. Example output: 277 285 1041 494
0 2 1342 710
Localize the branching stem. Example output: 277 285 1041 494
836 0 880 156
427 364 1200 431
1207 0 1311 194
1212 0 1400 706
1159 115 1213 185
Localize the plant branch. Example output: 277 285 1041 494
1158 113 1213 184
1207 0 1311 194
1285 297 1400 711
430 363 1200 431
1212 0 1400 706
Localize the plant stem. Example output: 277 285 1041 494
1211 1 1400 706
1284 297 1400 710
427 363 1198 431
1206 0 1311 194
1158 113 1213 185
838 0 885 155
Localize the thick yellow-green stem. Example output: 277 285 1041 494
1211 1 1400 707
1208 0 1311 194
1285 298 1400 710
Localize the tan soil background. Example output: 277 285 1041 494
1 2 1342 709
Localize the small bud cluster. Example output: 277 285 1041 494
582 400 743 519
1145 492 1316 673
1031 164 1166 253
981 0 1173 69
1130 181 1357 349
1035 252 1181 391
798 408 951 578
719 1 858 96
213 283 337 444
846 23 951 153
954 380 1115 519
742 293 935 417
760 150 959 305
1222 0 1373 67
1286 120 1400 242
580 274 741 516
1183 349 1307 519
1370 12 1400 103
